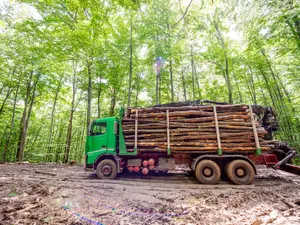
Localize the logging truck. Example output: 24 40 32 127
84 101 299 185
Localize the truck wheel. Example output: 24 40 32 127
195 160 221 184
226 160 254 185
96 159 117 179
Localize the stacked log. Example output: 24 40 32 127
122 104 274 153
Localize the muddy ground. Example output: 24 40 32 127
0 163 300 225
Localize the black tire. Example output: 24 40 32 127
226 160 254 185
195 160 221 184
96 159 117 179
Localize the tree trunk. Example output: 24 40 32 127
232 71 243 103
259 68 277 108
0 88 13 115
191 45 196 100
97 76 102 118
255 71 269 106
2 82 19 162
64 64 77 163
17 72 40 161
169 58 174 102
55 122 65 163
80 113 86 152
155 34 159 105
0 68 16 114
261 49 284 104
225 58 232 104
16 73 31 161
247 66 257 105
159 72 162 104
46 77 62 161
86 60 92 137
127 16 133 107
156 72 159 105
135 73 140 107
214 20 232 103
110 88 116 116
181 66 187 101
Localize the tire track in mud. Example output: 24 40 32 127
1 164 300 225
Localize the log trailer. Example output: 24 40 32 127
84 102 300 185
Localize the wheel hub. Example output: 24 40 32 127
236 168 245 177
203 167 213 177
102 165 112 176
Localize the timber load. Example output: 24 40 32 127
122 104 276 154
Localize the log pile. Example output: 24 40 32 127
122 104 274 153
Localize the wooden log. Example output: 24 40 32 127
122 122 256 129
123 120 254 127
127 146 271 152
129 111 248 119
123 104 269 154
124 131 265 140
123 118 165 123
124 137 254 143
129 104 248 114
170 115 250 123
153 146 271 151
125 142 271 147
130 110 214 118
123 128 266 135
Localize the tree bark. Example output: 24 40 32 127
47 76 63 161
169 58 174 102
64 64 77 163
155 34 159 105
127 16 133 107
17 72 40 161
2 82 19 162
181 63 187 101
0 68 16 114
246 65 257 105
0 88 13 115
232 71 243 103
97 76 102 118
214 20 232 103
190 45 196 100
86 60 92 136
135 73 140 107
110 88 116 116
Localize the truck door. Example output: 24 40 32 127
89 122 108 153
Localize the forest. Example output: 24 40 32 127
0 0 299 163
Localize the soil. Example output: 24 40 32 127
0 163 300 225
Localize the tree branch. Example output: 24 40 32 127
172 0 193 28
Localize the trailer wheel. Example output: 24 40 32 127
226 160 254 185
195 160 221 184
96 159 117 179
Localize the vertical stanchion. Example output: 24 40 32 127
213 106 222 155
134 110 138 152
249 105 261 155
166 110 171 155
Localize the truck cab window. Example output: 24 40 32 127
91 122 107 136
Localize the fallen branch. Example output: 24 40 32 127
35 170 56 176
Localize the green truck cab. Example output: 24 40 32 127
84 109 138 179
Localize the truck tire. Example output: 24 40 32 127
195 160 221 184
96 159 117 179
226 160 254 185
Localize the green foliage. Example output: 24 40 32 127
0 0 300 163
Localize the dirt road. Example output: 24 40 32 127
0 163 300 225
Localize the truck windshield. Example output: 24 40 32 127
90 122 107 136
